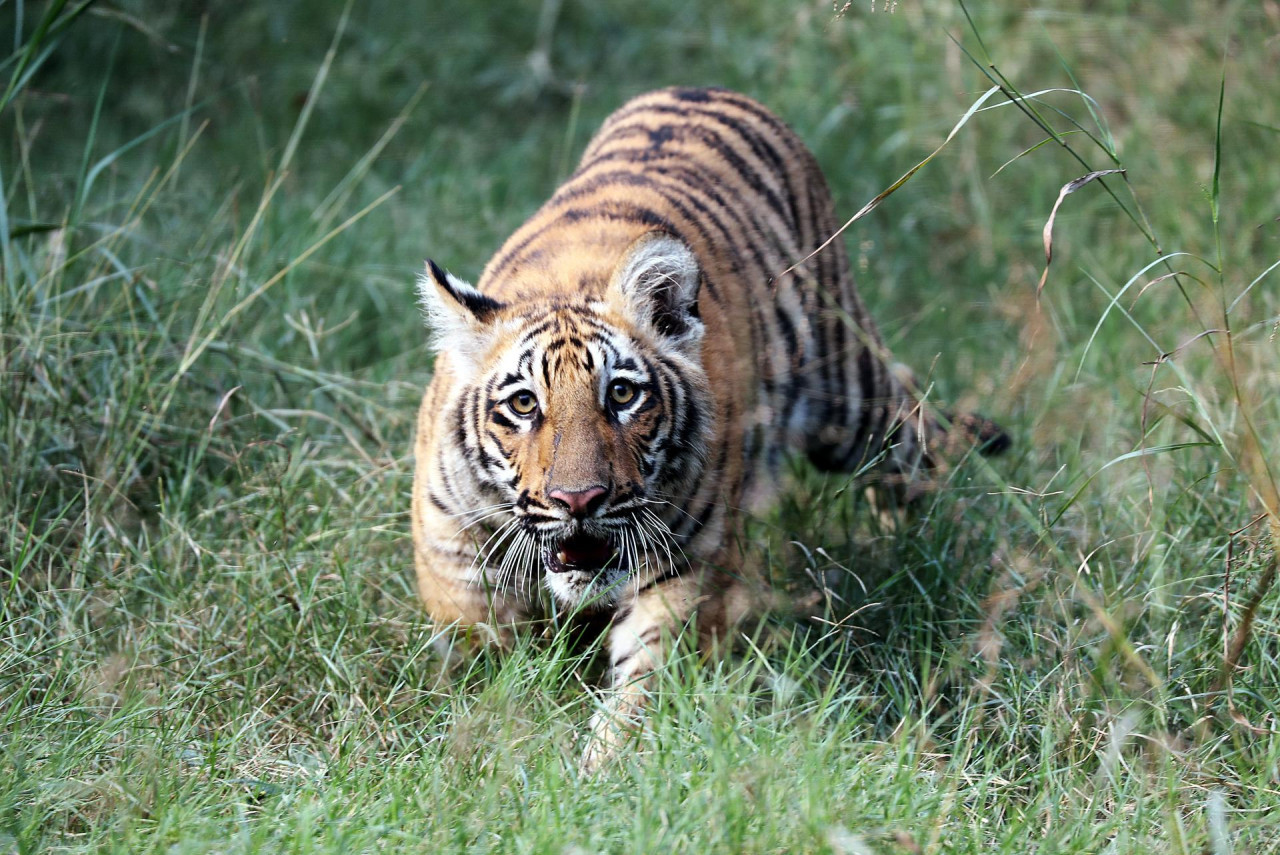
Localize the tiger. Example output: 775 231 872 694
411 86 1007 769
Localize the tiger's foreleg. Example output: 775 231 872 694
581 571 702 772
581 563 750 772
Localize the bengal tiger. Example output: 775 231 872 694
412 86 1006 769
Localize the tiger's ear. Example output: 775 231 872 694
608 232 704 354
416 260 505 361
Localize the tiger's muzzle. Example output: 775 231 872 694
543 532 620 575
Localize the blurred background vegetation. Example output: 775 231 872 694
11 0 1277 438
2 0 1278 851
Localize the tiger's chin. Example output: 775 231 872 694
542 533 631 611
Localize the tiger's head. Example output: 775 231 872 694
418 232 712 609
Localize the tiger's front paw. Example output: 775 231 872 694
580 706 642 773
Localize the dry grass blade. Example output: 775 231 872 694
1036 169 1125 298
166 184 400 397
775 85 1001 282
1215 552 1279 699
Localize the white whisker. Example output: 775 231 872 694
452 506 517 539
636 512 675 576
629 522 650 601
494 527 525 589
445 500 515 520
626 525 640 575
520 533 538 594
642 507 689 573
623 525 641 599
467 517 520 581
643 496 701 524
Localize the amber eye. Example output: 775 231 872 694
608 379 637 407
508 391 538 417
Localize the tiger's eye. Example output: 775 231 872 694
508 391 538 416
609 379 637 406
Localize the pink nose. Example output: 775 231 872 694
548 486 607 519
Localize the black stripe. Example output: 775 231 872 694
614 161 798 407
509 167 730 305
579 121 793 231
676 418 731 538
658 100 803 230
853 350 891 470
487 205 678 281
597 90 813 221
671 86 715 103
844 345 877 464
428 490 453 516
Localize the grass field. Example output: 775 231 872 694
2 1 1279 851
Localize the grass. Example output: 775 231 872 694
2 0 1278 851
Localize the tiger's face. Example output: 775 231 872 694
419 233 711 608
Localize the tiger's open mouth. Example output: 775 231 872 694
543 533 620 575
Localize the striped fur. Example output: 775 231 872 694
411 87 1006 768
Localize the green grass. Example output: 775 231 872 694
2 0 1278 851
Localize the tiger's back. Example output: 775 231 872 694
476 86 926 526
411 86 1003 768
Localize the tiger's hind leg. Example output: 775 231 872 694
802 356 935 481
802 357 1009 493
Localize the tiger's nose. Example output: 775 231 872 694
547 486 607 519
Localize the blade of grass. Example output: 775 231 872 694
0 0 96 114
1035 168 1125 298
67 23 121 237
777 84 1002 281
1073 251 1205 382
1051 443 1222 530
312 81 429 233
175 12 208 189
165 184 401 397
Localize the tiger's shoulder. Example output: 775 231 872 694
475 86 830 310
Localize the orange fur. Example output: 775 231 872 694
411 87 1005 768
